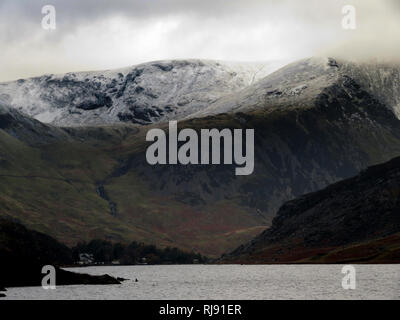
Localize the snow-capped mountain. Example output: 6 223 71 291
0 59 283 126
192 57 400 119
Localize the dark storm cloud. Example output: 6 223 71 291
0 0 399 81
2 0 400 38
0 0 352 40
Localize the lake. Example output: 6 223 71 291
3 264 399 300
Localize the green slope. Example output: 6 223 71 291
0 123 267 257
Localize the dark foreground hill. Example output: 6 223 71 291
0 217 120 292
223 157 400 264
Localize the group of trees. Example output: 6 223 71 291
72 239 207 265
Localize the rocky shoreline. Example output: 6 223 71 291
0 267 123 298
0 286 6 298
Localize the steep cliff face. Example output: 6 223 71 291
339 60 400 118
0 60 278 126
224 157 400 264
133 57 400 221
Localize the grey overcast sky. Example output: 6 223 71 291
0 0 399 82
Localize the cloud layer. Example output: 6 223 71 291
0 0 399 81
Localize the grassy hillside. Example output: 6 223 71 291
0 123 267 257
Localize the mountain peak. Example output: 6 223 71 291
0 59 280 127
192 56 400 119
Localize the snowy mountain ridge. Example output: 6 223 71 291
0 59 283 127
192 57 400 119
2 57 399 127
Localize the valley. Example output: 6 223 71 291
1 57 400 259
